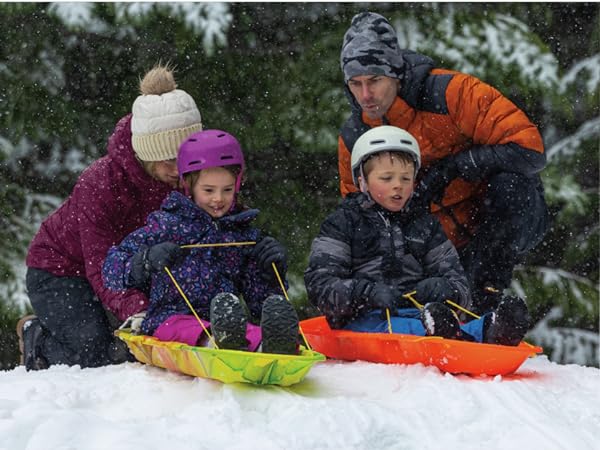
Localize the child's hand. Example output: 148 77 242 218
252 236 287 282
129 242 186 288
146 242 186 272
415 277 457 304
367 283 400 317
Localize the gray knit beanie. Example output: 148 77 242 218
340 12 404 83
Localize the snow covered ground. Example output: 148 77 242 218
1 355 598 450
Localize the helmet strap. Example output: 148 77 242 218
359 165 368 193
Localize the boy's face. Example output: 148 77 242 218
191 167 236 218
361 155 415 212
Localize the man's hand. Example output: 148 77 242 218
415 157 459 205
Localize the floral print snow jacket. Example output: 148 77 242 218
102 191 281 334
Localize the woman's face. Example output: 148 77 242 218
152 159 179 187
191 167 236 218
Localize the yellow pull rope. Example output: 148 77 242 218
164 266 218 349
181 241 256 249
403 290 424 309
271 262 312 351
385 308 393 334
405 290 481 319
445 299 481 319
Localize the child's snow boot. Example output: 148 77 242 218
421 302 462 340
16 315 49 371
260 295 299 355
484 296 530 346
209 293 248 350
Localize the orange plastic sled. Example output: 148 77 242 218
300 316 543 376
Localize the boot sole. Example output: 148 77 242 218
209 294 248 350
261 296 299 355
16 315 37 366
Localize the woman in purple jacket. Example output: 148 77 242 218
16 64 203 370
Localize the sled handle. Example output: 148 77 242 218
165 266 219 349
271 262 313 351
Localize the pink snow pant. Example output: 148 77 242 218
153 314 262 352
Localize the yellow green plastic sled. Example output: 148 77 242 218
115 329 325 386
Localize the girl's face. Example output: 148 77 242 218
152 159 179 187
361 155 415 212
191 167 236 218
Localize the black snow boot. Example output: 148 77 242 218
484 296 531 346
260 295 299 355
421 303 462 340
16 315 49 371
209 293 248 351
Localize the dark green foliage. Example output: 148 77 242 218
0 301 23 370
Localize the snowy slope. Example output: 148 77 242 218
1 356 598 450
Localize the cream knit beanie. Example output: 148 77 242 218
131 65 203 162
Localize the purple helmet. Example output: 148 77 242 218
177 129 245 192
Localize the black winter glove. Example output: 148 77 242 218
453 149 483 181
366 283 400 318
252 236 287 282
415 157 459 205
415 277 457 304
129 242 186 288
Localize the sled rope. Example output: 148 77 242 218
385 309 393 334
164 266 218 349
181 241 256 249
445 300 481 319
404 291 481 319
271 262 313 351
403 291 423 309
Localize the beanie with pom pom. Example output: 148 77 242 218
131 64 202 162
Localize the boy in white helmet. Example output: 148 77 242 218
305 126 530 345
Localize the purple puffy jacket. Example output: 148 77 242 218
26 114 174 321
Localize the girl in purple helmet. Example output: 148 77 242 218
102 130 299 354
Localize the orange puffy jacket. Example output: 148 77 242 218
338 53 545 248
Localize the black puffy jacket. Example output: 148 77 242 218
304 193 470 329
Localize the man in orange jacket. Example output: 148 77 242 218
338 11 549 315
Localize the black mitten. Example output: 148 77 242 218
366 283 400 318
129 242 185 288
415 277 457 304
415 157 459 205
252 236 287 282
146 242 186 271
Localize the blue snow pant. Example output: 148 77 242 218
26 268 133 368
344 308 488 343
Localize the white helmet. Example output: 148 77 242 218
351 125 421 187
